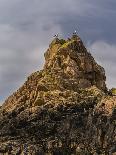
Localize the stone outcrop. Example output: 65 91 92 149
44 35 107 91
0 34 115 155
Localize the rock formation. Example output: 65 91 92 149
0 34 115 155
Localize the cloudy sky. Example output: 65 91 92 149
0 0 116 104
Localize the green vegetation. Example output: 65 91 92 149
59 39 66 45
60 40 75 48
110 88 116 96
34 98 45 106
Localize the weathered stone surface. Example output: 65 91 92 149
44 35 107 91
0 34 115 154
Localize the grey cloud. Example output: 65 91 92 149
88 41 116 88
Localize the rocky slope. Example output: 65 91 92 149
0 34 115 155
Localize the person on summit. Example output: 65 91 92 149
72 30 81 42
54 34 59 38
73 30 77 35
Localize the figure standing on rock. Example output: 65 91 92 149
54 34 59 38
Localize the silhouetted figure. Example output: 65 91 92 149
54 34 59 38
73 30 77 35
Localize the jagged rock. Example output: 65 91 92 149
44 35 107 91
0 34 115 155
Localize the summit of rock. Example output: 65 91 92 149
44 34 107 91
0 34 115 155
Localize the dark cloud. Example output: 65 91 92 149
0 0 116 104
88 41 116 88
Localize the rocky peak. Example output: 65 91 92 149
44 34 107 91
0 34 115 155
1 34 107 114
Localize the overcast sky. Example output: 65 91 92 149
0 0 116 104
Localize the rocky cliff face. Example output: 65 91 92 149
44 35 106 91
0 34 115 155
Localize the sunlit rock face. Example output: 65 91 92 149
0 34 115 155
44 35 107 91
